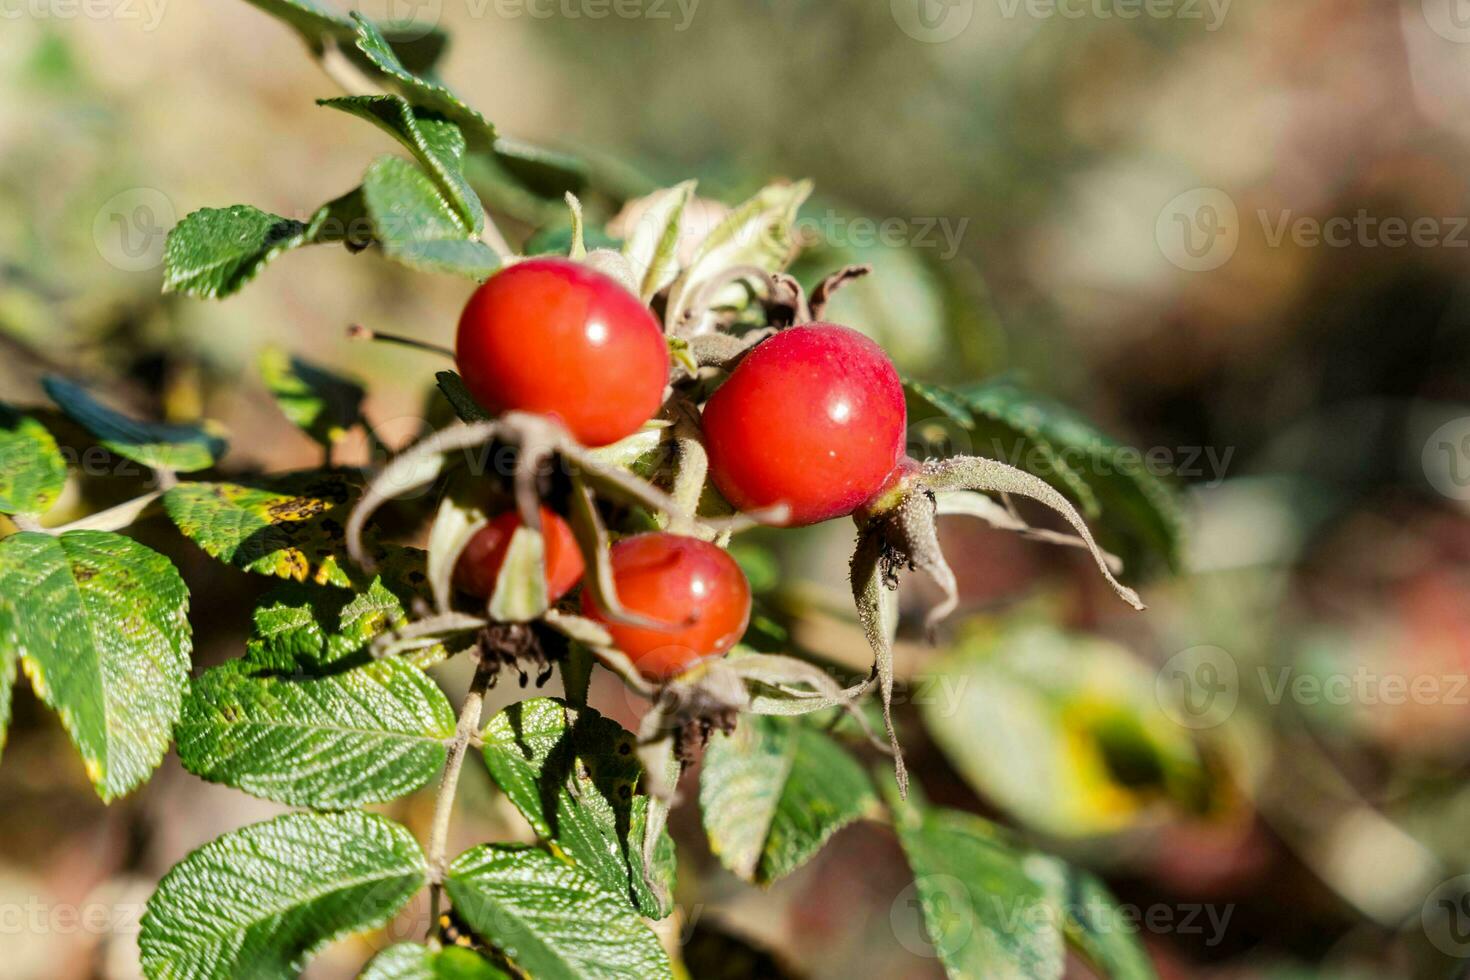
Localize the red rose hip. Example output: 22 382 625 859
455 258 669 446
581 532 751 682
701 323 907 526
454 507 585 601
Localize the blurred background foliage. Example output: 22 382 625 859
7 0 1470 977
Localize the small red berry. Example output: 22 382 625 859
455 258 669 446
454 507 585 601
581 532 751 682
701 323 907 526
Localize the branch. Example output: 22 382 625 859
425 650 497 944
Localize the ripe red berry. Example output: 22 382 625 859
580 533 751 682
701 323 907 527
454 507 585 601
455 258 669 446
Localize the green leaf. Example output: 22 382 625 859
891 799 1064 980
622 180 694 301
0 530 190 800
445 845 673 980
666 181 812 329
492 137 589 198
239 0 447 74
0 402 67 517
362 944 513 980
1028 856 1157 980
43 376 227 474
139 811 426 980
922 622 1210 837
435 370 493 423
163 194 369 300
320 95 483 233
351 14 497 150
163 474 359 587
0 641 16 764
965 379 1183 569
257 346 365 447
245 577 441 673
240 0 350 50
699 714 876 885
479 698 676 918
176 650 454 808
362 156 501 279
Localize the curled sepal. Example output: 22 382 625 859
425 481 489 614
851 529 907 796
920 456 1144 611
371 611 487 661
486 524 550 623
808 264 872 321
564 473 669 631
727 652 888 753
934 490 1123 574
893 489 959 637
347 420 498 570
564 192 587 260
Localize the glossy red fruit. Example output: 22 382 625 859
581 533 751 682
454 507 585 601
701 323 907 527
455 258 669 446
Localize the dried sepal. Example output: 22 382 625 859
808 264 872 321
727 652 887 753
934 489 1123 574
564 473 669 631
564 192 587 260
424 482 490 614
850 528 907 796
920 456 1144 610
370 611 488 660
892 489 959 637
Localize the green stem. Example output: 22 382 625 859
43 490 164 535
425 651 497 946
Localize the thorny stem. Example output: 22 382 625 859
426 651 498 946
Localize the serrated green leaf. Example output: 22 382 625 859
362 156 500 279
435 370 493 423
176 649 454 808
320 95 482 233
257 346 365 448
479 698 676 918
240 0 349 49
139 811 426 980
0 402 67 517
246 577 440 673
163 474 358 587
492 137 589 198
1028 856 1157 980
352 14 497 150
892 800 1065 980
362 944 513 980
699 714 876 885
43 376 226 474
667 181 812 330
240 0 448 74
163 194 369 300
0 530 190 800
445 845 672 980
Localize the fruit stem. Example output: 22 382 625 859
347 324 455 360
425 650 497 945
